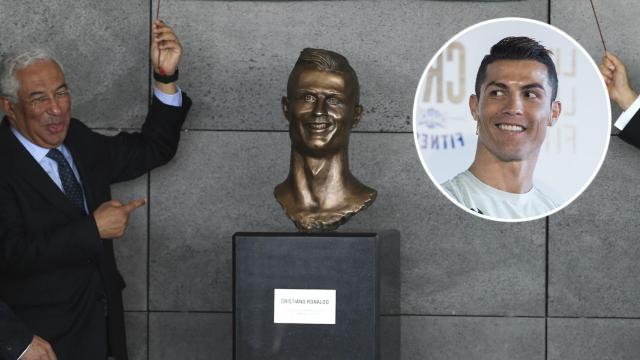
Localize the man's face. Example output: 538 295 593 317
470 59 561 162
1 60 71 148
282 66 362 156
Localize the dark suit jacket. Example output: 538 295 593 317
0 301 31 360
0 94 191 360
619 109 640 149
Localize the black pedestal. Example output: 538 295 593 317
233 232 379 360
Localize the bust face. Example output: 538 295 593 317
283 66 362 157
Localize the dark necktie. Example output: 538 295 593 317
46 148 85 212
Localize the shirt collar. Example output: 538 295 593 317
10 126 64 163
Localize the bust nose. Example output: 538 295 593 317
313 96 328 116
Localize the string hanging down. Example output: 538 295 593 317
155 0 165 75
589 0 607 53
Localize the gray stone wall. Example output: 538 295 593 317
1 0 639 359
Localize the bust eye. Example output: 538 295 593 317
326 97 340 106
491 90 505 97
304 94 316 103
525 91 538 99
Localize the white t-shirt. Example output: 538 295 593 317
441 170 557 219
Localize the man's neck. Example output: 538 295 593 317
468 146 538 194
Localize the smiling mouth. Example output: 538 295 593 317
496 123 525 132
305 122 334 132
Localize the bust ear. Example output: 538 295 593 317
281 96 290 122
352 105 363 128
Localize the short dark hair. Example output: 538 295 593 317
474 37 558 101
288 48 360 103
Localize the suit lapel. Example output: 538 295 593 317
65 141 96 212
0 122 81 218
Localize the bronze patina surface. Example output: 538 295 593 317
275 48 377 231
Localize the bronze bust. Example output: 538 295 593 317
275 48 377 231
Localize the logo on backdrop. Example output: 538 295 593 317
417 41 467 152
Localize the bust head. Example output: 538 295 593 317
275 48 376 232
282 48 363 158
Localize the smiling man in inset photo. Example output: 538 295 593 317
442 37 562 219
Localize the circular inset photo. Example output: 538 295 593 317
413 17 610 222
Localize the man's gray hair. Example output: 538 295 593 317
0 49 63 101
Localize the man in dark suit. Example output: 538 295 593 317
599 52 640 148
0 20 190 360
1 301 56 360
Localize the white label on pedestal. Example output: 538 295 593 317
273 289 336 324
